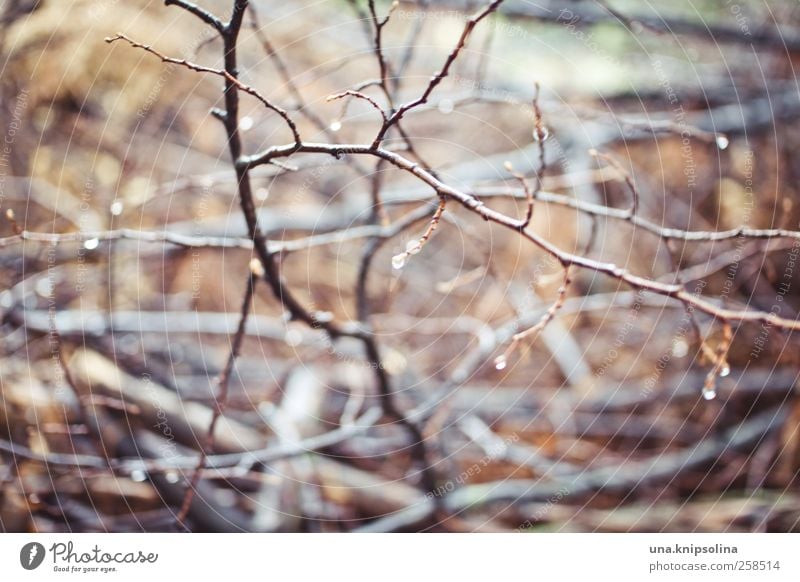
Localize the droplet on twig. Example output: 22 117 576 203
405 239 422 255
720 364 731 378
702 388 717 401
314 310 334 324
249 258 265 278
715 135 729 150
493 355 507 371
533 126 550 143
391 253 407 270
83 238 100 250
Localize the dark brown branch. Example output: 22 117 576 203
164 0 225 33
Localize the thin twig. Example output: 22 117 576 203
372 0 506 145
106 33 301 145
589 148 639 217
176 267 258 529
240 139 800 331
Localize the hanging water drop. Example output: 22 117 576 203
720 364 730 377
109 200 124 216
83 238 100 250
405 239 422 255
715 135 729 150
702 388 717 401
392 253 406 270
329 120 342 132
533 126 550 143
494 355 507 371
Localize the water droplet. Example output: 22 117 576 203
715 135 729 150
109 200 124 216
384 349 407 375
165 471 180 484
255 187 269 201
392 253 406 270
239 116 255 131
405 239 422 255
329 120 342 132
130 469 147 482
494 355 507 371
284 326 303 347
314 310 334 323
533 126 550 143
249 258 265 278
720 364 730 377
671 339 689 358
35 277 53 297
438 98 454 115
702 388 717 401
83 238 100 250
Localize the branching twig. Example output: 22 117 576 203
590 148 640 217
240 140 800 331
327 90 388 123
372 0 506 145
494 265 572 370
164 0 225 33
391 198 446 270
105 33 301 145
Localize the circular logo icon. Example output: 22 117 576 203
20 542 46 570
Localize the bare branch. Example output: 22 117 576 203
176 267 257 528
105 33 301 144
164 0 225 33
373 0 506 145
